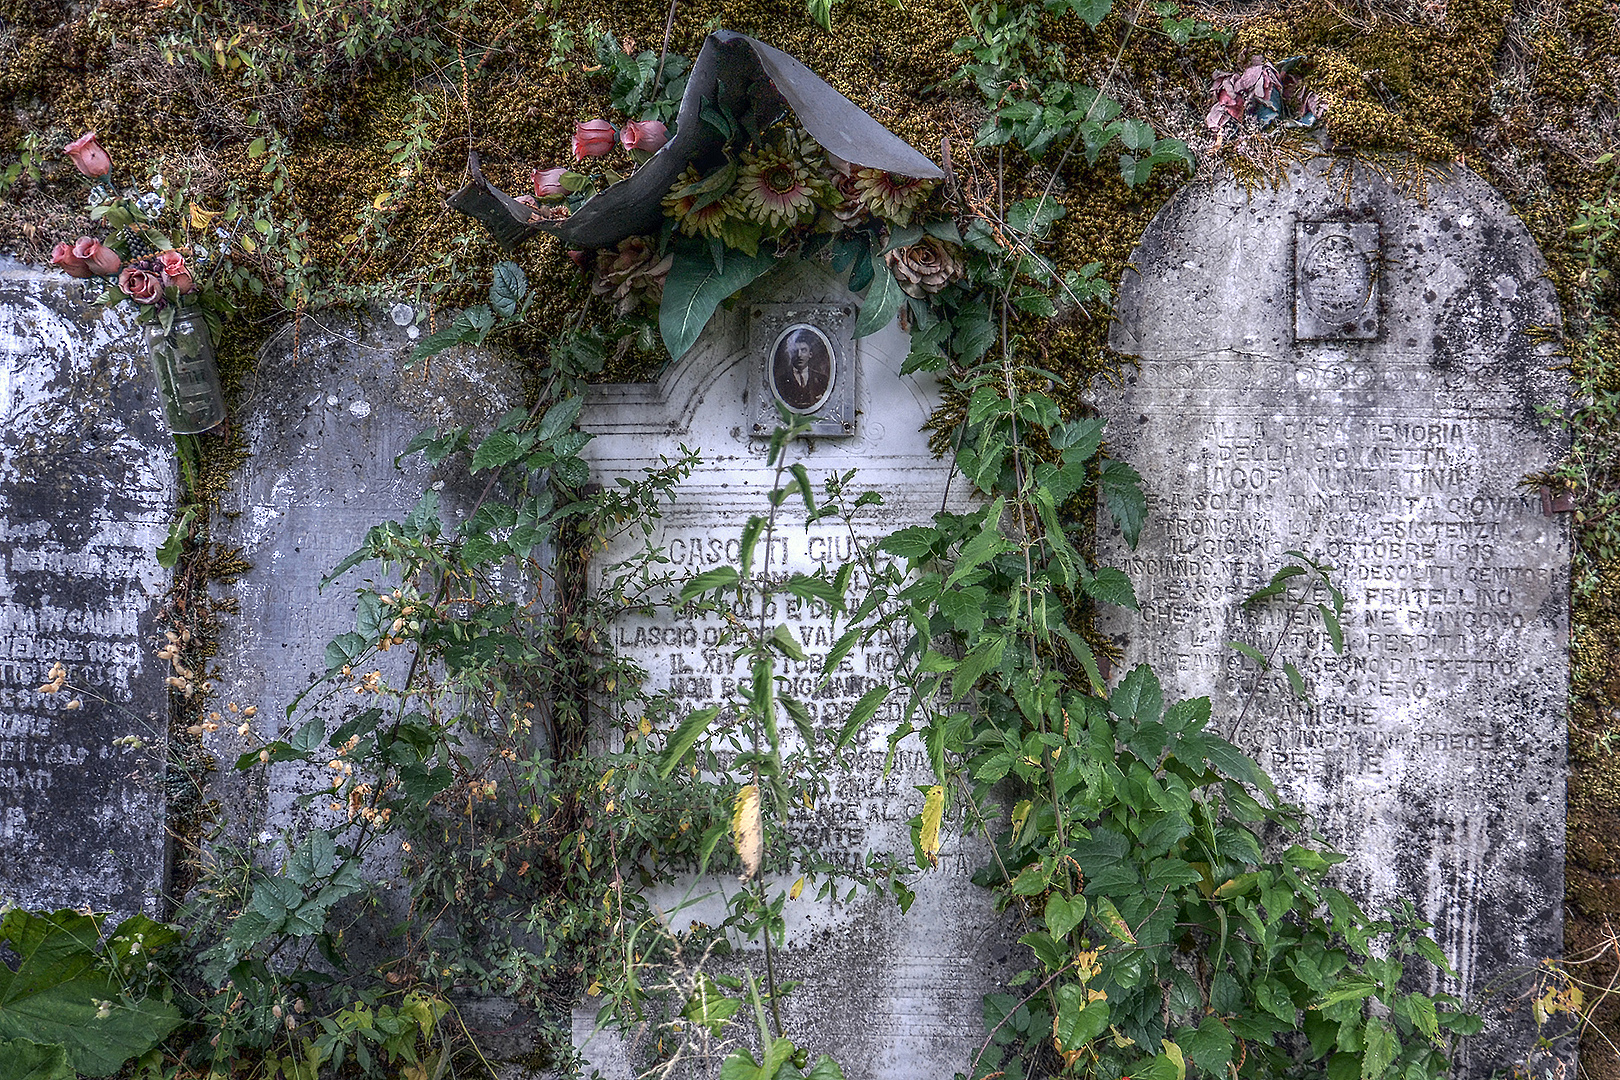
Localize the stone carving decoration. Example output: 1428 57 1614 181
1103 158 1570 1076
1295 220 1379 340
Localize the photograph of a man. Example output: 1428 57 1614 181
769 324 835 413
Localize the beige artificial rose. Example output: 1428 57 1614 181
884 235 965 299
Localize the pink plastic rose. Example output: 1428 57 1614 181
119 265 163 304
51 241 91 278
63 131 111 177
72 237 121 276
620 120 668 154
572 119 616 159
157 250 195 293
532 167 569 197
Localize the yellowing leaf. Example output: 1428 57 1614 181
790 877 805 900
238 235 258 254
188 202 221 230
1094 896 1136 944
1162 1039 1186 1080
920 784 945 867
373 191 392 210
731 784 762 880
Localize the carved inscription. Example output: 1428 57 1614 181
580 274 1012 1079
0 274 173 914
1116 411 1553 775
1105 160 1568 1076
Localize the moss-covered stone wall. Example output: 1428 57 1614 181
1 0 1614 1067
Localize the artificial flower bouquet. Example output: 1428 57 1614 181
50 131 226 433
50 131 222 339
527 110 955 321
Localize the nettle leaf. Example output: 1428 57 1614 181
1100 457 1146 547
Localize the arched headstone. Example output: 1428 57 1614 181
1101 158 1570 1073
578 261 1014 1077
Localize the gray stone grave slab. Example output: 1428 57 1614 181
577 262 1013 1078
1102 158 1570 1074
208 307 521 846
0 261 175 916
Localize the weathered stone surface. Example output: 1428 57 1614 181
0 261 175 915
1102 159 1569 1074
208 306 521 845
577 262 1012 1078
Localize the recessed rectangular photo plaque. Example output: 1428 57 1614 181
1294 220 1380 342
750 302 857 438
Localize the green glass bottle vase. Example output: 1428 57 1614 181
145 307 225 434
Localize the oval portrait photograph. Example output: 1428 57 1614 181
769 323 836 414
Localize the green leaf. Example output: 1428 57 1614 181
0 910 183 1077
1044 894 1087 939
951 635 1005 701
681 973 741 1037
1054 985 1111 1048
836 685 892 749
470 431 527 473
0 1038 73 1080
1062 0 1114 26
1099 458 1146 547
659 706 722 779
1085 567 1137 609
1283 661 1307 699
855 260 905 338
155 506 196 570
1361 1018 1396 1080
1319 973 1379 1008
1180 1018 1233 1074
770 623 808 662
804 1056 845 1080
488 261 528 318
660 244 776 359
679 566 741 602
537 394 585 441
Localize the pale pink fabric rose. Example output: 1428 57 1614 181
532 167 569 197
156 250 195 293
572 119 616 159
51 241 91 278
620 120 668 154
72 237 121 276
119 265 163 303
63 131 111 177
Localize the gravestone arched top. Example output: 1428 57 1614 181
1111 158 1565 438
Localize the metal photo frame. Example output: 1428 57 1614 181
749 303 856 438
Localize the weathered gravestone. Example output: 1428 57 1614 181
207 307 521 848
577 261 1014 1078
1101 159 1570 1074
0 260 175 915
